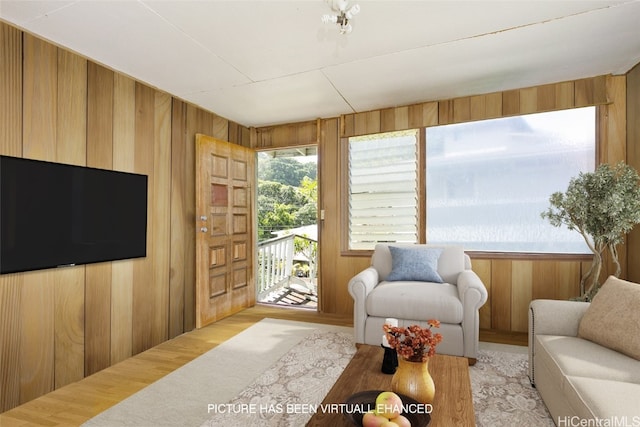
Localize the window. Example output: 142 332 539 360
425 107 595 253
346 130 420 250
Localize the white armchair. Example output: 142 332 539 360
348 244 488 364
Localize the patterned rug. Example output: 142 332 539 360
202 329 356 427
202 331 554 426
470 349 554 426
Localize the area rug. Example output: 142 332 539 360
471 345 554 426
84 319 554 426
202 328 355 427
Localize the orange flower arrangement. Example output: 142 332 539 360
383 320 443 362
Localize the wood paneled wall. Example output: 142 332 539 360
253 120 319 149
626 64 640 282
254 74 633 336
338 76 612 137
0 22 249 413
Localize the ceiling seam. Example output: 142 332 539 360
320 69 356 114
137 0 255 84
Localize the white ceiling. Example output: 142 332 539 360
1 1 639 128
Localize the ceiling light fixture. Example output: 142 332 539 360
321 0 360 34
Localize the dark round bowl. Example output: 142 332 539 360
344 390 432 426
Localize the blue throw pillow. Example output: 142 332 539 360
385 246 444 283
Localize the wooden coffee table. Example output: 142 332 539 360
306 345 474 426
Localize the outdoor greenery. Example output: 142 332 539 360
541 162 640 301
293 236 318 279
258 156 317 187
258 156 317 241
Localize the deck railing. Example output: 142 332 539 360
257 234 296 298
257 233 318 300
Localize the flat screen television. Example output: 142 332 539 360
0 155 148 274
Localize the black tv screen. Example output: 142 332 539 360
0 155 148 274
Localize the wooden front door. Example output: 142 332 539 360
195 134 255 328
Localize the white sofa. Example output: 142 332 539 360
347 244 488 363
528 287 640 425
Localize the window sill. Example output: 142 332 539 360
340 248 593 261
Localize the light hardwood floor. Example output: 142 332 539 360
0 304 525 426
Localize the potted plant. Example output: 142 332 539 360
541 162 640 301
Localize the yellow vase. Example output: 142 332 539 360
390 357 435 404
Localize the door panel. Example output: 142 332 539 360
195 134 255 328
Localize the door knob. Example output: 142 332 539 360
199 215 208 221
200 227 208 233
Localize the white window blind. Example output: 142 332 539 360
348 130 419 250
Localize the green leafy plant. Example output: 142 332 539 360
541 162 640 301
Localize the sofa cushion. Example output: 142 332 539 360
365 281 463 323
578 276 640 360
535 335 640 384
372 244 465 284
566 376 640 420
385 246 443 283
